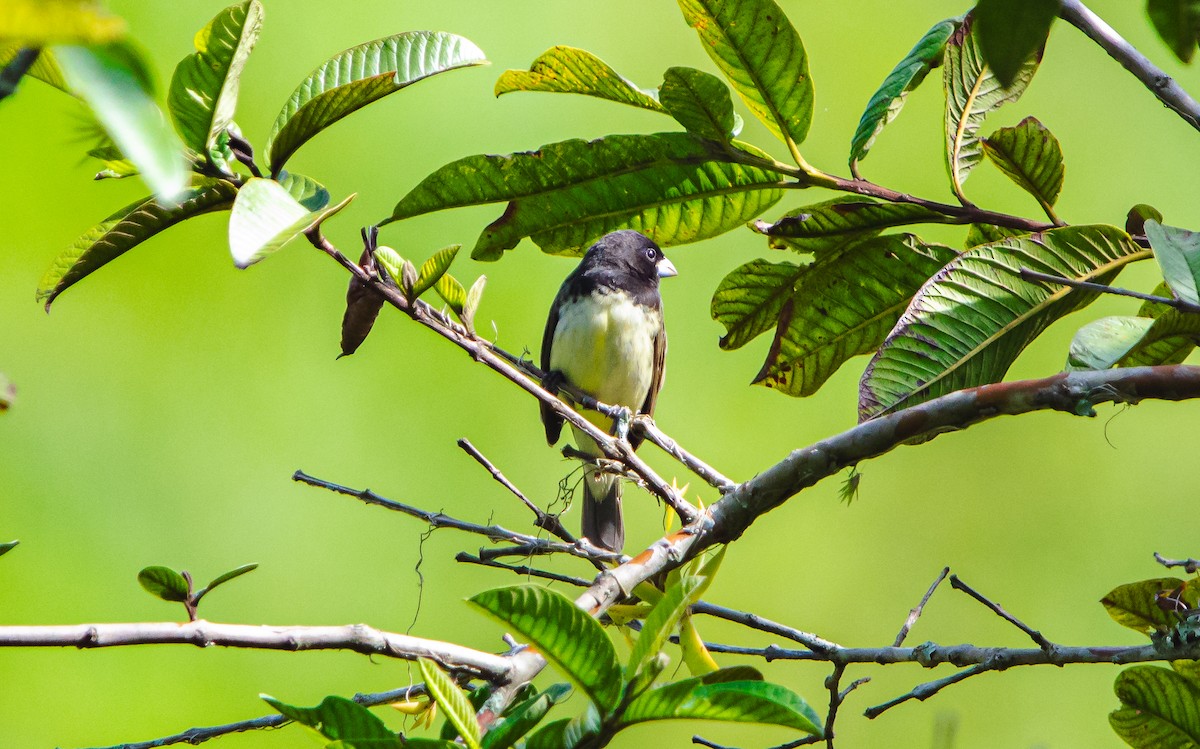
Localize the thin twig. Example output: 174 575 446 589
950 575 1054 651
863 664 987 719
688 601 840 654
894 567 950 647
1155 551 1200 574
455 553 592 587
457 438 577 545
87 684 432 749
822 664 869 749
1060 0 1200 132
1019 268 1200 313
292 470 623 565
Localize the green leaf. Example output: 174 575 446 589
1111 666 1200 748
462 275 487 329
387 133 785 260
263 695 399 743
266 31 487 174
468 586 622 711
434 273 466 316
418 659 481 749
522 719 570 749
482 684 572 749
1 44 69 91
677 0 814 154
1117 284 1200 367
372 246 405 285
981 116 1064 213
137 565 190 602
1067 316 1156 371
1128 203 1165 237
38 179 238 310
277 171 331 211
415 245 461 299
659 66 740 142
1174 660 1200 683
167 1 262 162
751 196 951 254
943 15 1040 203
494 46 662 112
1102 578 1200 635
622 678 820 735
859 225 1146 419
627 576 702 678
54 42 188 203
974 0 1058 88
1147 0 1200 63
228 177 354 268
202 562 258 593
88 145 137 179
0 540 19 558
965 223 1027 248
711 258 805 351
0 0 126 45
755 235 960 397
850 17 960 171
1146 220 1200 306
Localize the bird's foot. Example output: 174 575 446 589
611 405 634 441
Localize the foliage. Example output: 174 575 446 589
137 562 258 620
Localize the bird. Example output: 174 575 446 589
540 230 677 552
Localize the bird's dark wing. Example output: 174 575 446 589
540 287 566 446
630 318 666 451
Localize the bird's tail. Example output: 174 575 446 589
581 469 624 552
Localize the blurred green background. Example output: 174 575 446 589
3 1 1199 747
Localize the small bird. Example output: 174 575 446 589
540 230 677 552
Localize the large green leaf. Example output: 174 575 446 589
38 179 237 309
711 259 805 351
981 116 1064 213
494 46 662 112
418 659 481 749
659 66 741 142
974 0 1058 88
54 43 188 203
468 586 622 712
677 0 813 154
228 178 353 268
263 695 399 744
1111 666 1200 748
522 719 570 749
481 684 571 749
277 171 331 211
1067 316 1157 371
1146 220 1200 306
0 0 125 45
168 0 262 162
943 14 1040 203
1148 0 1200 63
1119 284 1200 366
965 222 1028 248
752 235 960 397
622 678 820 735
859 225 1146 419
849 17 960 172
751 196 951 254
386 133 786 260
1102 578 1200 635
266 31 487 174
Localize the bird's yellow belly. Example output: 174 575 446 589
550 291 658 422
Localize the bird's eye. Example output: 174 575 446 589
645 247 658 261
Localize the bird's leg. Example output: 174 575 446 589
611 405 634 441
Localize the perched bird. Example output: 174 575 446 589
540 230 677 552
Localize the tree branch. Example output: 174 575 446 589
1060 0 1200 133
0 621 508 679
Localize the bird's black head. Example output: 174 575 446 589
580 230 678 285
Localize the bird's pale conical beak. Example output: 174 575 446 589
657 258 678 278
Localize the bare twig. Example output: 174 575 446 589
87 684 432 749
456 438 577 545
1155 551 1200 574
1019 268 1200 313
950 575 1054 651
0 621 508 678
292 470 623 565
1060 0 1200 132
822 664 870 749
894 567 950 647
455 553 592 587
688 601 839 654
863 664 986 719
633 416 736 492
